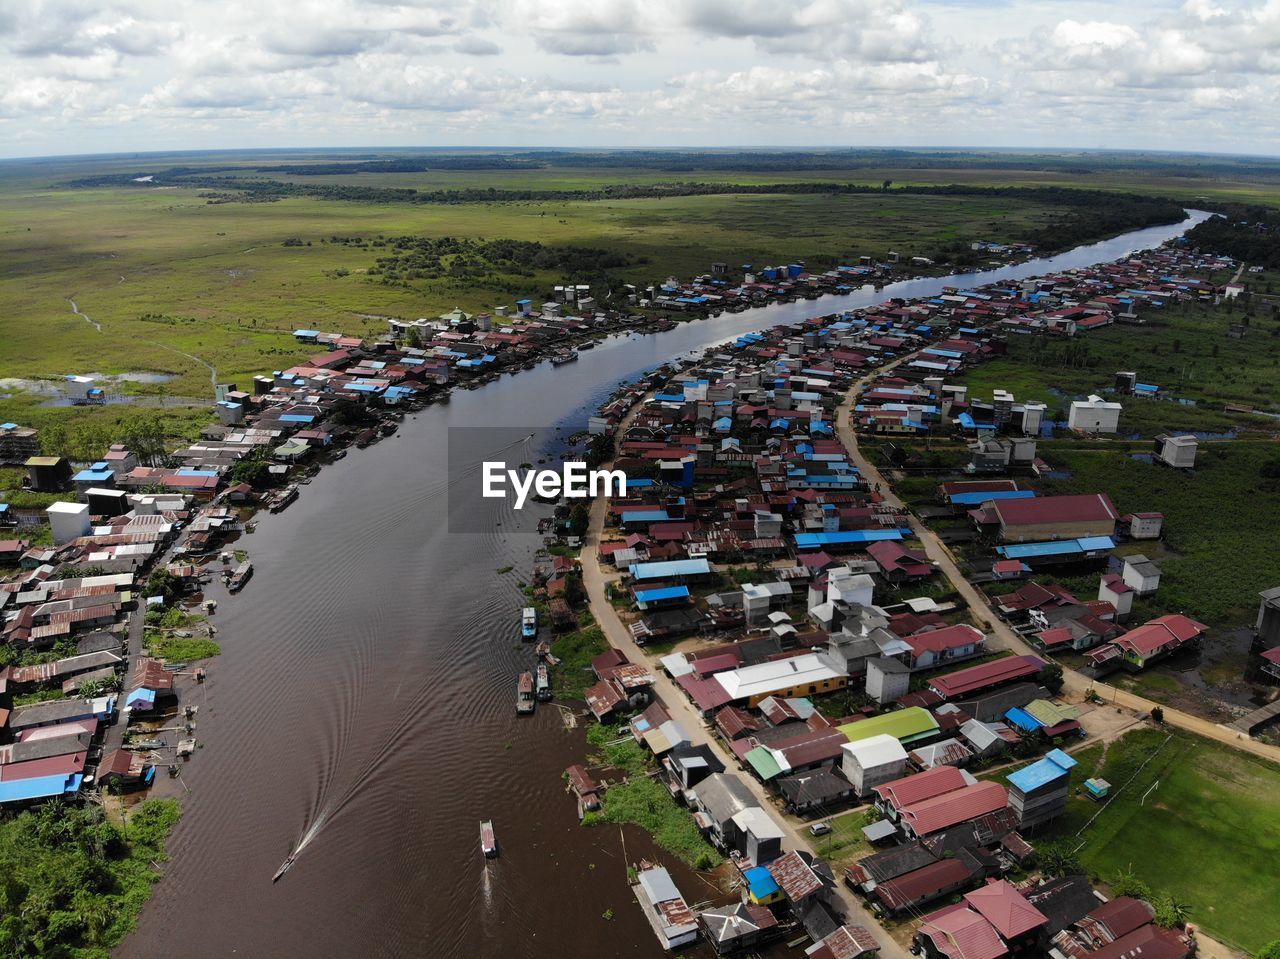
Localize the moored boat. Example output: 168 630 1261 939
535 663 551 701
521 606 538 640
227 561 253 592
480 820 498 858
516 671 535 714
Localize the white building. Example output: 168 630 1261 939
1121 555 1161 596
1156 433 1197 469
1125 512 1164 540
48 501 91 545
827 567 875 607
1021 402 1046 436
840 734 909 798
865 656 911 705
1098 574 1134 619
1068 395 1122 433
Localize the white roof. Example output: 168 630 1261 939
47 501 89 516
714 653 843 701
841 733 908 767
731 806 786 840
661 652 694 678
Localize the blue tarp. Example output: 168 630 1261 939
621 510 670 524
745 866 780 899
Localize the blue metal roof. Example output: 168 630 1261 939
996 536 1114 559
794 529 905 549
621 510 670 524
1008 748 1077 793
1005 706 1043 732
279 413 315 423
635 586 690 603
73 469 112 482
0 772 82 804
948 490 1037 506
631 558 711 580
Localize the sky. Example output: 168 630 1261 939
3 0 1280 158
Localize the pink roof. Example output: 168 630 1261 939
919 905 1008 959
899 780 1009 836
906 624 984 657
963 880 1048 939
1036 628 1075 647
993 493 1118 527
1100 573 1133 594
1261 647 1280 665
1114 614 1208 656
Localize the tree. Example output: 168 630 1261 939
1153 893 1191 929
145 568 179 606
882 179 893 191
1038 842 1083 879
1150 706 1164 724
1255 940 1280 959
1110 868 1153 901
229 455 273 489
1038 662 1065 695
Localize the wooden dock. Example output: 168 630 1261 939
1227 698 1280 734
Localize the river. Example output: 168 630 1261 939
120 210 1211 959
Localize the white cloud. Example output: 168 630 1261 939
0 0 1278 155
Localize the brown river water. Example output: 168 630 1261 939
120 213 1209 959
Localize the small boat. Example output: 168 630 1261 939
550 350 578 365
227 561 253 592
534 640 560 666
577 340 595 350
480 820 498 859
521 607 538 640
516 671 535 715
270 486 298 513
126 739 164 750
535 663 552 701
272 854 297 883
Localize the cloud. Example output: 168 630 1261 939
455 35 502 56
1 0 1279 155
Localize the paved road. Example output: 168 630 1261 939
835 356 1280 765
581 396 911 959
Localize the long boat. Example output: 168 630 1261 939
535 663 552 701
516 671 535 715
227 561 253 592
480 820 498 859
521 606 538 640
550 350 578 365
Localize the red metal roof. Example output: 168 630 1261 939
929 655 1045 699
899 781 1009 836
963 880 1048 939
993 493 1118 528
877 858 976 911
906 624 985 657
919 905 1008 959
875 765 969 810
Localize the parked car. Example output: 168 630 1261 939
809 822 833 837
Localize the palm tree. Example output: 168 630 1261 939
1155 893 1192 929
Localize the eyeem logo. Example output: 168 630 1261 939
483 462 627 509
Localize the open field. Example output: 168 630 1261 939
1035 441 1280 628
1029 727 1280 953
957 298 1280 436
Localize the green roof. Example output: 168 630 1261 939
26 456 63 467
744 746 784 781
838 706 939 745
1025 699 1080 727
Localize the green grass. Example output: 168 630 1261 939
144 632 220 662
582 723 722 869
1035 442 1280 627
1036 728 1280 953
550 623 609 699
958 299 1280 435
0 151 1204 435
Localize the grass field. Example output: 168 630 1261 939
1034 442 1280 627
1030 727 1280 952
2 148 1275 446
956 297 1280 436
